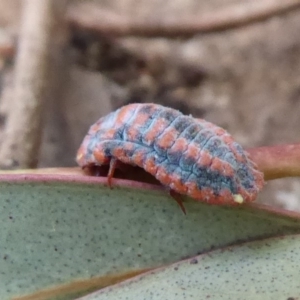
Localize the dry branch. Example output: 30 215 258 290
67 0 300 37
0 0 67 169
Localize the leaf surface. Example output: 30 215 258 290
80 235 300 300
0 173 299 299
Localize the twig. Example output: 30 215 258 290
67 0 300 37
247 144 300 181
0 0 66 169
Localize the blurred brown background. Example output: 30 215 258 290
0 0 300 210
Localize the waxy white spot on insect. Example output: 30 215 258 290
77 153 83 160
233 194 244 204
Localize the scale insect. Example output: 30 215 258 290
76 103 264 212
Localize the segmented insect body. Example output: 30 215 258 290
76 103 264 205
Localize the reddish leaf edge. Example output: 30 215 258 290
1 143 300 181
12 268 151 300
247 143 300 180
0 168 300 220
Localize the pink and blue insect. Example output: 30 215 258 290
77 103 264 212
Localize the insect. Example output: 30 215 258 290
76 103 264 213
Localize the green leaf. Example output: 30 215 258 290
81 234 300 300
0 172 300 299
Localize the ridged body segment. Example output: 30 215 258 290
77 103 264 204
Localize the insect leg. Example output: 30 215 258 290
169 189 186 215
107 158 118 188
